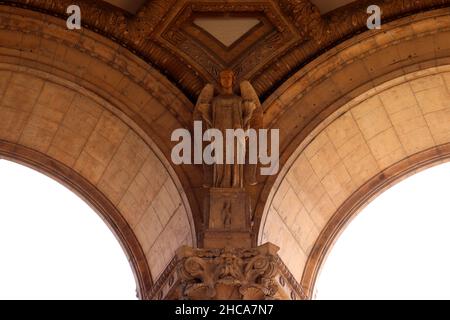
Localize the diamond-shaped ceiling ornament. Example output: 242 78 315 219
193 17 261 47
151 0 316 87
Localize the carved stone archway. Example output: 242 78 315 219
0 26 196 299
260 64 450 298
3 0 450 300
0 140 153 298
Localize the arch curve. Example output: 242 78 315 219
0 32 195 299
0 140 152 298
260 63 450 298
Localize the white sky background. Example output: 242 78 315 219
316 162 450 300
0 159 137 300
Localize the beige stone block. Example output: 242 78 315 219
74 150 106 184
308 140 340 180
335 131 366 159
147 239 171 280
290 154 315 185
397 126 435 155
151 184 178 227
378 148 406 171
164 179 183 209
409 74 445 93
298 225 320 256
271 180 290 212
83 131 121 165
19 115 59 152
47 145 77 167
367 128 405 169
296 170 327 213
155 226 178 263
32 82 74 123
118 172 153 228
167 206 191 247
351 96 384 120
2 73 43 112
134 205 163 255
304 131 329 160
70 94 103 119
290 208 318 254
141 153 168 191
353 103 392 140
326 112 360 149
0 106 29 142
309 193 336 231
343 143 379 186
97 134 147 202
416 86 450 114
379 83 417 114
277 187 304 226
63 97 102 138
388 104 428 135
261 209 282 243
321 162 354 207
111 131 149 172
118 173 148 227
50 126 87 158
96 112 128 145
425 109 450 145
98 165 134 205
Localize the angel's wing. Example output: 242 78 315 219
240 81 263 129
193 84 214 123
196 84 214 105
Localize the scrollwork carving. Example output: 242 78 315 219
177 244 280 300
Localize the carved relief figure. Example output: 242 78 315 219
194 70 263 188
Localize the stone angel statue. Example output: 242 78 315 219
193 70 263 188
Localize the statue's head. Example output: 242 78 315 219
219 69 235 91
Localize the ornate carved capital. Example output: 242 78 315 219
176 243 282 300
148 243 306 300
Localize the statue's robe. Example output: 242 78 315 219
211 93 244 188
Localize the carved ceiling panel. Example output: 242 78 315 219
152 0 311 85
